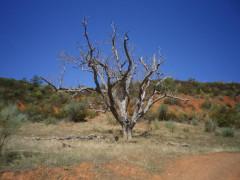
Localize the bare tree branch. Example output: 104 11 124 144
40 77 96 93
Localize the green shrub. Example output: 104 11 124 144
167 111 177 121
44 117 59 125
32 90 43 99
233 104 240 128
0 105 27 154
191 118 199 126
235 103 240 112
158 104 168 121
48 93 70 106
155 77 177 94
201 99 212 110
221 128 234 137
209 105 237 127
164 98 181 106
0 101 4 111
165 121 176 133
204 119 217 132
176 112 189 122
24 104 45 122
30 114 45 122
52 107 66 119
63 101 87 122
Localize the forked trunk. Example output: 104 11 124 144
122 124 133 140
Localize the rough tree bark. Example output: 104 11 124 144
41 17 188 140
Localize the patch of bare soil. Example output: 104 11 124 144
0 162 96 180
221 96 236 107
103 161 156 180
1 152 240 180
161 152 240 180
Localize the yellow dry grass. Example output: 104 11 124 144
1 113 240 173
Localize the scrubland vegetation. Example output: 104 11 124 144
0 77 240 177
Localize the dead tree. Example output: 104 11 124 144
42 18 187 140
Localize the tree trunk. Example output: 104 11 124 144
122 124 133 140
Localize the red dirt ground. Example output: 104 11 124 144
1 152 240 180
160 152 240 180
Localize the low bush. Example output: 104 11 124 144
48 93 70 106
209 104 238 128
163 98 181 106
63 101 88 122
233 104 240 128
201 99 212 110
204 119 217 132
0 105 27 154
176 112 190 123
44 117 59 125
158 104 168 121
165 121 176 133
24 104 45 122
167 111 178 121
32 90 43 99
221 128 234 137
191 118 199 126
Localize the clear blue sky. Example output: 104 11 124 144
0 0 240 87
